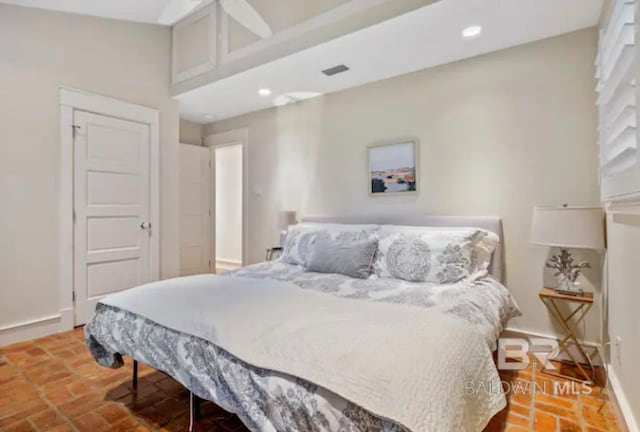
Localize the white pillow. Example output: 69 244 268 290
281 223 379 267
373 227 499 283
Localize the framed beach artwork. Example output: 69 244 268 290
368 139 418 195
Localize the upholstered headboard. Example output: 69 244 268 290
301 215 504 283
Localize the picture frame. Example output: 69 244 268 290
368 139 418 195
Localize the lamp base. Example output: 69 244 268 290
546 248 591 296
554 279 583 296
553 288 585 296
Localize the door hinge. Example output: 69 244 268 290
72 125 80 138
73 209 76 224
72 291 76 303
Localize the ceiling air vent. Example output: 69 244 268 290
322 64 350 76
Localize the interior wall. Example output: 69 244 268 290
180 119 203 146
598 0 640 428
0 4 179 335
215 144 243 265
606 209 640 430
204 28 601 341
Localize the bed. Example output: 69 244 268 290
85 215 521 432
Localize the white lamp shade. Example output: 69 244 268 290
530 206 605 250
278 210 297 230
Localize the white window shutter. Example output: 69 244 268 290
597 0 640 200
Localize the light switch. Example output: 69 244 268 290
254 184 263 196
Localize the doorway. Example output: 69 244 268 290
213 143 243 272
204 129 248 272
60 88 160 326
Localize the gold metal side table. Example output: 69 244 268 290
538 287 595 383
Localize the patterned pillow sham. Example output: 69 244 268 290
280 223 379 267
373 228 499 284
307 237 378 279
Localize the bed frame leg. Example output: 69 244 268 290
132 359 138 392
194 394 201 420
189 392 201 431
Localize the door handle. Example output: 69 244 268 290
140 222 151 230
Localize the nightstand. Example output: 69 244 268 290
538 287 595 383
265 246 283 262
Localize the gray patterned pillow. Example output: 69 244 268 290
373 228 499 283
280 223 379 267
307 237 378 279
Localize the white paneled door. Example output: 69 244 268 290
179 144 212 275
73 111 151 325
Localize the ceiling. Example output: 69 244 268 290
0 0 179 24
0 0 348 26
176 0 603 124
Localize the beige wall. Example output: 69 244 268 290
180 119 203 146
205 28 601 340
0 5 179 331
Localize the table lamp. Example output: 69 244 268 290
530 206 605 294
278 210 297 245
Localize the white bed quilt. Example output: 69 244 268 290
97 272 508 432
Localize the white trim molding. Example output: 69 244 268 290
204 128 249 267
608 365 640 432
0 308 73 347
218 0 387 66
172 4 217 84
215 258 242 272
59 86 160 329
501 327 603 366
606 200 640 215
603 200 640 432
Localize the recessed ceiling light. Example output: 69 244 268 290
462 25 482 40
204 113 214 120
258 88 272 96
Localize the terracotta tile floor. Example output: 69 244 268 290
0 328 624 432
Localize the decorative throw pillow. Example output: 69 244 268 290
373 227 499 283
307 237 378 279
280 223 379 267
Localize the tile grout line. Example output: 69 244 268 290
24 341 82 432
531 361 536 432
41 333 156 431
3 344 65 431
43 340 106 432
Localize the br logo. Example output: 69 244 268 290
497 338 559 370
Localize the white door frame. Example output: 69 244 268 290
59 86 160 325
204 129 249 267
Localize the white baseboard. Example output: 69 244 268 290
0 308 74 347
503 326 599 345
216 258 242 270
502 327 602 366
608 365 639 432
